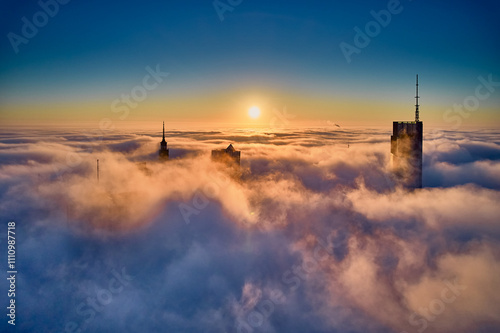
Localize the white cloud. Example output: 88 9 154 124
1 127 499 332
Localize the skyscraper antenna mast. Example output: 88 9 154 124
97 159 99 182
415 74 419 122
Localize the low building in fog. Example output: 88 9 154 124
211 144 240 166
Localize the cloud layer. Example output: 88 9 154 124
0 126 499 333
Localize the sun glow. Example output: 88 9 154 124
248 106 261 119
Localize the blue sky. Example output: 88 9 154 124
0 0 499 125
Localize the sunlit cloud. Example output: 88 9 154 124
0 127 499 332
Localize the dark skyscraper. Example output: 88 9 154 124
159 121 169 160
211 144 240 166
391 76 423 188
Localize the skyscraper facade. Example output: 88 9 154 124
391 76 423 188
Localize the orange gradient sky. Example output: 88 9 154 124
1 85 499 129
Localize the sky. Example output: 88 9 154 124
1 2 500 331
1 127 500 332
0 0 499 127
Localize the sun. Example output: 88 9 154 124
248 106 261 119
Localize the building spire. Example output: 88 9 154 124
415 74 420 122
159 121 169 160
161 121 167 144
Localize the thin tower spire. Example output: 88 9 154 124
415 74 420 122
159 121 169 160
97 159 99 182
